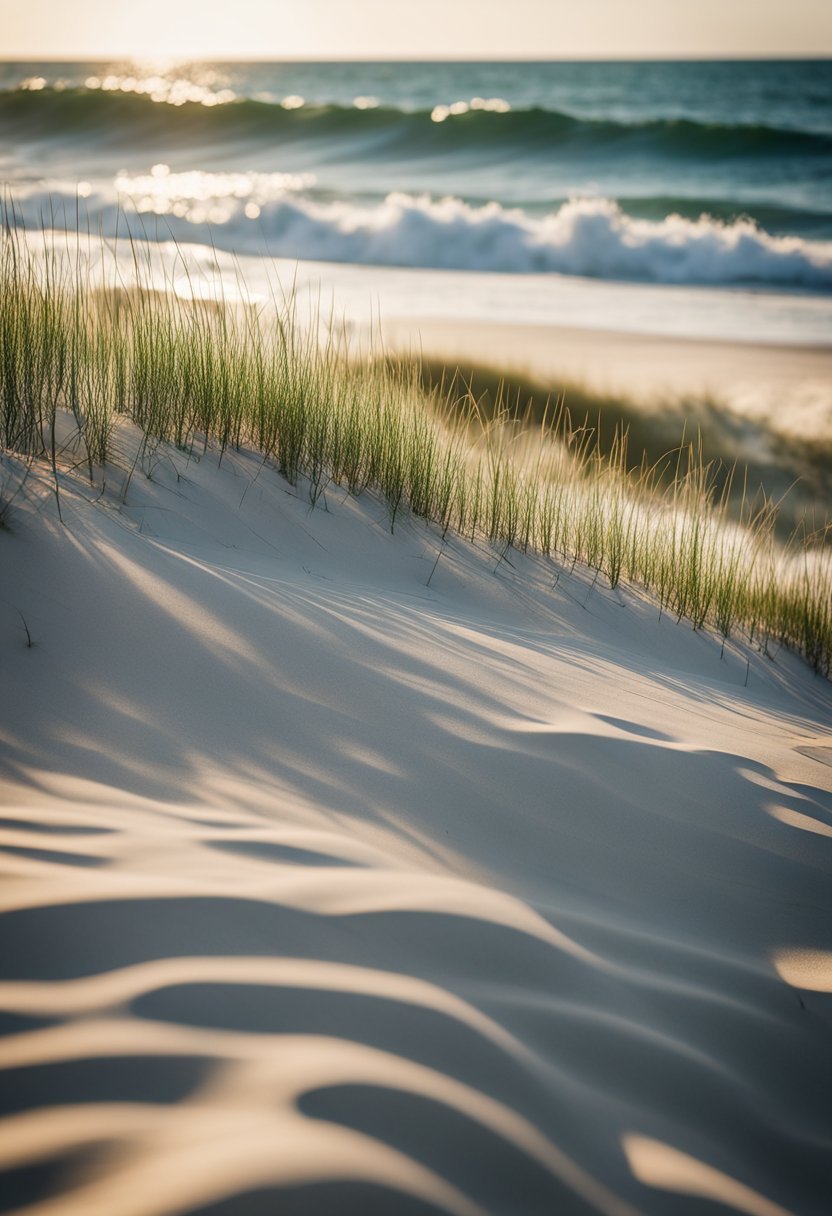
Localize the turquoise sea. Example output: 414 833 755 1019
2 58 831 292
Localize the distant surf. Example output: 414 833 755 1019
2 58 831 295
4 85 831 163
10 185 832 288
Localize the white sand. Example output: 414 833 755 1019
1 433 831 1215
381 317 831 394
379 317 832 445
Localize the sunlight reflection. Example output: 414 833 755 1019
85 72 236 107
431 97 511 123
113 167 314 227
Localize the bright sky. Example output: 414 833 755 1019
2 0 831 60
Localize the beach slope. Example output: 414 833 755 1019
1 440 831 1215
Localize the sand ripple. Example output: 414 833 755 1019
1 447 831 1213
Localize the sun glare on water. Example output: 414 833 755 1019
83 63 237 107
112 164 314 225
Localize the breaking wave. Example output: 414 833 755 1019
10 185 832 288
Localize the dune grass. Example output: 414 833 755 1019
1 219 830 675
411 357 832 544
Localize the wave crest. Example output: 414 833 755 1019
11 187 832 288
2 86 830 161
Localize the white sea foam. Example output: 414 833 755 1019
9 184 832 288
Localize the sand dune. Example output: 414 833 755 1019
1 436 831 1214
380 316 832 450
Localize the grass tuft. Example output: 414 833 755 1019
1 216 830 676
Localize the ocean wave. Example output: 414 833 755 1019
9 186 832 288
2 85 830 161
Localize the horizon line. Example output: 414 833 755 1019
2 52 831 63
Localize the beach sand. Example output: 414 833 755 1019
381 317 832 429
1 429 831 1215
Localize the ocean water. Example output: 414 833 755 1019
2 58 832 341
